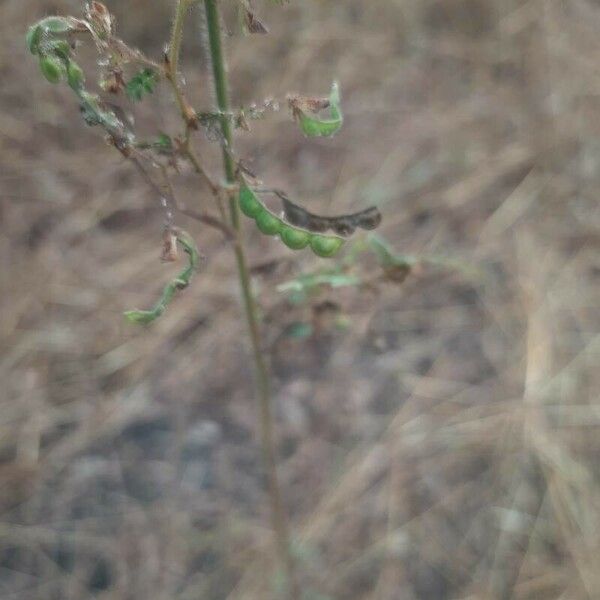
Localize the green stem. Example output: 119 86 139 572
202 2 300 598
168 0 193 122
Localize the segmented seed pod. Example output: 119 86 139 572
67 61 85 89
48 39 72 59
255 210 282 236
280 226 310 250
309 234 344 258
239 184 263 218
26 25 42 54
39 56 63 84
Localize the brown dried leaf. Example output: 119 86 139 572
86 1 113 36
288 95 330 116
161 228 179 263
244 9 269 34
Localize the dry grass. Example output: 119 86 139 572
1 0 599 598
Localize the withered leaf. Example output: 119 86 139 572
288 95 330 115
244 9 269 34
161 228 179 263
85 1 113 39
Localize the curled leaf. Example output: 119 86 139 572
289 82 343 138
124 230 200 325
367 234 414 269
367 233 414 283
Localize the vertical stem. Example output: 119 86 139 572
168 0 192 121
202 2 300 598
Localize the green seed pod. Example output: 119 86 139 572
39 56 63 84
255 210 282 236
48 39 72 60
309 234 344 258
67 61 85 89
280 226 310 250
38 16 74 34
26 25 43 54
239 184 263 218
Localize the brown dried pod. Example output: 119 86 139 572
279 194 382 237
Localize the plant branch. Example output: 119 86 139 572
202 2 300 598
167 0 198 128
128 152 233 239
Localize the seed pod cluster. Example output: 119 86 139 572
238 182 344 258
26 16 86 91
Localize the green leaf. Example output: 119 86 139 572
285 322 313 339
126 68 158 102
155 133 173 150
367 234 415 269
277 272 361 294
294 82 343 138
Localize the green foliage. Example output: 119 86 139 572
294 82 343 138
277 271 361 295
126 68 158 102
367 233 415 269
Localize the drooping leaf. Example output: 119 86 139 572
367 233 415 283
367 234 414 269
125 68 158 102
290 82 343 138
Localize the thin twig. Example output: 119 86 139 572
128 153 233 239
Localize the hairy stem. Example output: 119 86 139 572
202 1 300 598
168 0 194 124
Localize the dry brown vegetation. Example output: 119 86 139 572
1 0 599 598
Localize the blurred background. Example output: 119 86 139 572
1 0 599 598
